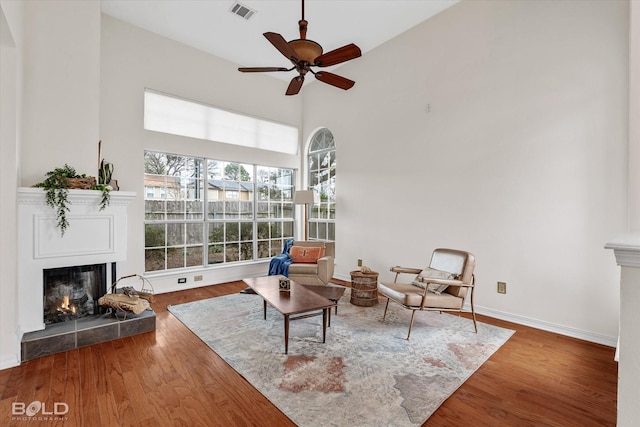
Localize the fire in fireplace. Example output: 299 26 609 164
43 264 107 324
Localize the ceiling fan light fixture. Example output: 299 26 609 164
288 39 323 63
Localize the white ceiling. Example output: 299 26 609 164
101 0 459 80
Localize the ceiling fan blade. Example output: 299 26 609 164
314 43 361 67
238 67 291 73
286 76 304 96
315 71 355 90
264 32 300 62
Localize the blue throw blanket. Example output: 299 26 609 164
268 239 294 276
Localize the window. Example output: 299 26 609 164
307 128 336 241
255 165 295 257
144 89 299 154
144 151 294 272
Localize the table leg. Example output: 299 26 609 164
322 308 327 343
263 299 267 320
284 314 290 354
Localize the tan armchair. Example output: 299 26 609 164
287 241 335 286
378 248 476 339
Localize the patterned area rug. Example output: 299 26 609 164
168 292 514 426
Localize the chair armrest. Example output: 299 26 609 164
316 256 335 285
416 277 475 309
415 277 465 286
416 276 475 287
390 266 422 275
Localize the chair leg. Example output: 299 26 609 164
382 298 390 321
470 287 478 333
406 310 417 340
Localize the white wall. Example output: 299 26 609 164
99 15 303 292
630 1 640 233
303 0 628 344
20 0 101 186
0 0 23 369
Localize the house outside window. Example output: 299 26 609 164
307 128 336 241
144 151 294 272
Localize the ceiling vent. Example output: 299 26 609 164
230 2 256 20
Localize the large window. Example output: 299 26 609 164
307 128 336 241
144 151 294 272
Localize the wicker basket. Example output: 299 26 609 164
350 270 379 307
65 177 96 189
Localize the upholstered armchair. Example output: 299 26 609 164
378 248 476 339
287 240 335 286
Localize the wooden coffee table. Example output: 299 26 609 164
298 283 346 323
243 276 339 354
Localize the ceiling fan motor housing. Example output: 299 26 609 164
288 39 323 64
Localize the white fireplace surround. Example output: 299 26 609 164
17 187 135 336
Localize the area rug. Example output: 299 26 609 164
168 293 514 426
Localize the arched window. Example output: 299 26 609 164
307 128 336 241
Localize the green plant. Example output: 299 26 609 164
34 164 110 236
92 183 111 210
98 159 114 185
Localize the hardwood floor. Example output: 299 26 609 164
0 281 617 426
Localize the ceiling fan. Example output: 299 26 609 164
238 0 362 96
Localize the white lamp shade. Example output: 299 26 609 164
294 190 319 204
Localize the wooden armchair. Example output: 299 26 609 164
378 248 476 339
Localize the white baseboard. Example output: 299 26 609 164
471 305 618 347
146 261 270 294
0 353 20 371
336 272 618 348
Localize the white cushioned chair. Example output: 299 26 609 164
378 248 476 339
287 240 335 286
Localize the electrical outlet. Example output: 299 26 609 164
497 281 507 294
357 259 362 267
178 277 187 284
194 275 203 282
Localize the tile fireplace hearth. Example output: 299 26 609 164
21 310 156 361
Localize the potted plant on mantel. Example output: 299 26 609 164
34 163 112 236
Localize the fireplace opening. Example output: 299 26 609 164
43 264 107 324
